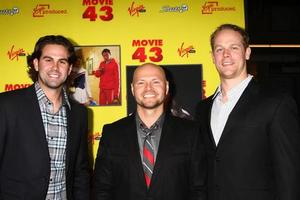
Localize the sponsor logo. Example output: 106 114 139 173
7 45 26 61
128 1 146 17
0 7 19 15
33 4 67 17
160 4 188 13
202 1 235 14
178 42 195 58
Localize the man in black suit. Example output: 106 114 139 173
196 24 300 200
93 63 206 200
0 35 90 200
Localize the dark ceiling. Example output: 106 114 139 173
245 0 300 44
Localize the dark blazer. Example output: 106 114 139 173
196 79 300 200
93 114 207 200
0 85 90 200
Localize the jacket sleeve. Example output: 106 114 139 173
189 124 207 200
93 125 114 200
269 94 300 200
73 107 91 200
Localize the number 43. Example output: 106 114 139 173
82 6 113 21
132 47 163 62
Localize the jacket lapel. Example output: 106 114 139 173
149 114 172 190
205 98 217 149
25 85 49 158
217 80 257 149
127 114 148 190
65 104 73 174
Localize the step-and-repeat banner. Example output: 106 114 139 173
0 0 245 159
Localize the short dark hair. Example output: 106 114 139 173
27 35 77 82
101 48 111 55
210 24 249 50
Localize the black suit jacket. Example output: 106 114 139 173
196 79 300 200
0 85 90 200
93 114 207 200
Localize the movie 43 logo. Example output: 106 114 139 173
132 47 163 62
82 0 113 21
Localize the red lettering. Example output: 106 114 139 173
148 40 154 46
132 47 147 62
132 40 141 46
82 0 112 6
132 39 163 47
141 40 148 46
100 6 113 21
5 84 32 91
91 0 98 5
149 47 163 62
20 84 31 88
82 6 97 21
82 0 91 5
148 39 163 46
14 84 21 90
132 39 164 62
5 84 13 91
157 40 163 46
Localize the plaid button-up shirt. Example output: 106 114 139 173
35 82 70 200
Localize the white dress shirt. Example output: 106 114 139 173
211 75 253 145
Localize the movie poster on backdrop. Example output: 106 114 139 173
73 46 121 106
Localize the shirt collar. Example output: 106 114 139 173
213 74 253 100
212 87 221 100
135 112 165 133
35 81 71 109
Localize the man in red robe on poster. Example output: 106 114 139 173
94 48 120 105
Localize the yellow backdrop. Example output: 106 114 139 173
0 0 245 159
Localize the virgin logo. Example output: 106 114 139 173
7 45 26 61
128 1 145 17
